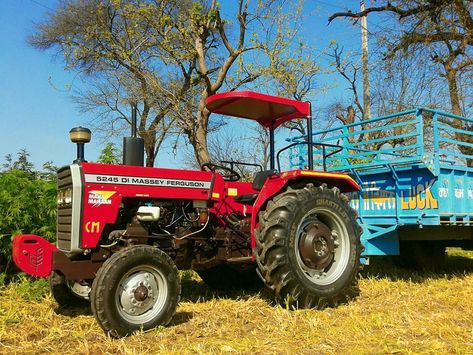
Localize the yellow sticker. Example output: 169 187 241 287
85 221 100 233
212 192 220 199
88 190 116 207
227 188 238 196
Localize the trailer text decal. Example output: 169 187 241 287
84 174 211 189
400 179 438 210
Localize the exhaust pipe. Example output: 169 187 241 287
123 104 145 166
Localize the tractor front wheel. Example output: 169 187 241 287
50 271 90 308
91 245 180 338
255 183 362 308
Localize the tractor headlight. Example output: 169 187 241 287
57 190 64 204
63 188 72 204
57 188 73 205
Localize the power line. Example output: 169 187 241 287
311 0 347 11
27 0 55 12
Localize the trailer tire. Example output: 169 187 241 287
91 245 180 338
255 183 362 308
394 241 446 271
50 271 90 308
197 264 262 290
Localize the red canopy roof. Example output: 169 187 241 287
205 91 310 129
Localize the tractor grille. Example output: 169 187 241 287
57 167 73 251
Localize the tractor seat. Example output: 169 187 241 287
252 169 278 190
233 193 259 205
233 170 278 205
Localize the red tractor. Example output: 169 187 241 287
13 91 361 337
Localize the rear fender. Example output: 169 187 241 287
249 170 360 250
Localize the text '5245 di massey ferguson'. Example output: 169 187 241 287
12 91 362 338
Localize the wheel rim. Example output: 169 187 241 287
295 207 350 286
69 281 91 300
115 265 168 324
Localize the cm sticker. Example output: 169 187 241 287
85 221 100 233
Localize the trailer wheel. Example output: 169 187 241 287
50 271 90 308
197 264 262 290
91 245 180 338
394 241 446 271
255 183 362 308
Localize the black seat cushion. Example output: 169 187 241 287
233 170 278 205
233 193 258 205
252 169 278 190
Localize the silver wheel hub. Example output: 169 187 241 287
116 266 167 323
298 221 336 270
295 208 350 286
70 281 91 300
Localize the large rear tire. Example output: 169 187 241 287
255 183 362 308
91 245 180 338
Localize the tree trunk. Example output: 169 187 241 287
444 64 462 116
193 122 211 166
443 63 473 167
193 97 211 166
143 132 156 167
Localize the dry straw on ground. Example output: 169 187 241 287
0 248 472 354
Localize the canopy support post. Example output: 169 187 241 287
307 102 314 170
270 121 275 170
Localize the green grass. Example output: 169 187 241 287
0 248 472 354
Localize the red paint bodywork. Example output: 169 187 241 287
80 163 261 247
12 163 359 277
206 91 311 128
81 163 218 248
12 234 57 277
81 163 359 250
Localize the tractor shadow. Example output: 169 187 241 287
361 251 473 283
179 271 361 310
179 271 265 304
53 304 92 317
54 304 194 327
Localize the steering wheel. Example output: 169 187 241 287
201 162 241 182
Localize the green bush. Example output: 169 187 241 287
0 151 57 275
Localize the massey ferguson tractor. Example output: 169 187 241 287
12 91 361 338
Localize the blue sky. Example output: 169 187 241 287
0 0 362 169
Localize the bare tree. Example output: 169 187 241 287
328 0 473 164
30 0 313 167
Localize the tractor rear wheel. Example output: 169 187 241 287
91 245 180 338
255 183 362 308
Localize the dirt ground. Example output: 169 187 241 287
0 248 472 354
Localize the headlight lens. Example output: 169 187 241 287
57 188 73 205
63 188 72 204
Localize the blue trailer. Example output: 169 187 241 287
288 108 473 267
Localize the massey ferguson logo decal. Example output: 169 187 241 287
29 247 44 271
88 190 116 207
